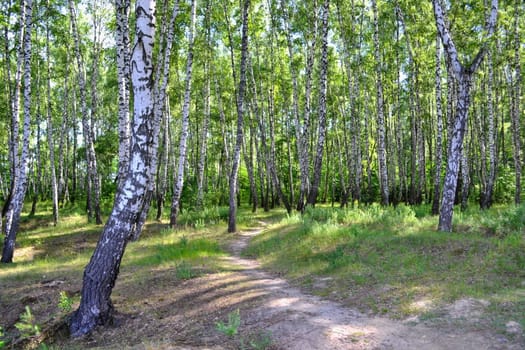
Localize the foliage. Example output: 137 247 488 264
15 306 41 339
58 291 73 313
177 206 230 226
240 331 273 350
216 309 241 338
0 327 5 349
175 260 195 280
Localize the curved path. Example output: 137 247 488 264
221 225 521 350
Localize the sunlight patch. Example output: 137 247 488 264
13 246 43 263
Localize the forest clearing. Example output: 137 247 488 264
0 203 524 349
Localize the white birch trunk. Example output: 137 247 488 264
69 0 102 224
69 0 157 336
432 34 444 215
2 0 33 263
228 0 250 233
434 0 498 231
372 0 389 206
170 0 197 227
307 0 330 206
46 0 58 226
115 0 131 189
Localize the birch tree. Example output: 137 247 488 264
69 0 157 336
307 0 330 206
1 0 33 263
69 0 102 224
510 0 521 205
115 0 131 189
170 0 197 227
46 0 58 226
433 0 498 232
228 0 250 233
479 49 497 209
432 34 444 215
372 0 389 206
195 0 212 210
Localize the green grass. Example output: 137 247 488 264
0 203 263 348
245 203 525 331
2 201 524 346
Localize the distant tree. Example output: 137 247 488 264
69 0 102 224
170 0 197 227
228 0 250 233
46 0 58 226
510 0 521 205
307 0 330 207
372 0 389 206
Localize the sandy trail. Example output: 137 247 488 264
222 225 521 350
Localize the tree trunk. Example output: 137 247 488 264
58 49 71 207
156 99 170 220
46 0 58 225
432 34 443 215
307 0 330 207
434 0 498 232
115 0 131 189
196 10 211 209
438 75 472 231
69 0 102 224
280 0 315 212
372 0 389 206
510 0 521 205
69 0 157 336
480 49 497 209
1 0 33 263
242 118 257 213
460 130 470 211
227 0 250 233
170 0 197 227
89 3 103 225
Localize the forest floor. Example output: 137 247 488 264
1 209 524 349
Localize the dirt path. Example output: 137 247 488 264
219 225 522 350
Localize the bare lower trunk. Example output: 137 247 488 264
372 0 388 206
46 0 58 225
434 0 498 231
432 35 443 215
69 0 102 224
280 0 315 212
480 50 497 209
115 0 131 189
511 0 521 205
196 57 211 209
156 100 170 220
307 0 329 207
170 0 197 227
439 77 471 230
2 0 33 263
228 0 250 233
69 0 156 335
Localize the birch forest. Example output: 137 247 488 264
1 0 525 343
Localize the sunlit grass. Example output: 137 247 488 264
246 203 525 330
